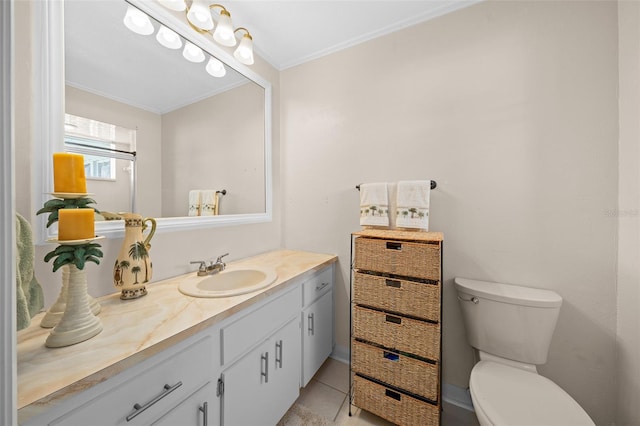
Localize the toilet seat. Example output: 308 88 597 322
469 361 595 426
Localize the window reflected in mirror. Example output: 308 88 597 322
64 113 137 215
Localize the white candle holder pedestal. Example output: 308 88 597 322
40 264 101 328
45 263 103 348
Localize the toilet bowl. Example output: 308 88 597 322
454 277 595 426
470 361 594 426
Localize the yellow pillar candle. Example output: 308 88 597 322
53 152 87 193
58 208 95 240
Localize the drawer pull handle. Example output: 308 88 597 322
386 242 402 251
261 352 269 383
126 381 183 421
199 401 208 426
385 315 402 324
275 340 283 368
316 282 330 291
383 351 399 362
385 389 402 401
385 279 401 288
308 313 315 335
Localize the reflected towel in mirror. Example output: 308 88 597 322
188 190 201 216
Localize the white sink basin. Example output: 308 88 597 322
178 266 278 298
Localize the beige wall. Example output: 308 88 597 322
617 1 640 424
65 85 163 217
161 82 265 217
281 1 618 423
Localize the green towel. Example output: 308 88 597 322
16 213 44 330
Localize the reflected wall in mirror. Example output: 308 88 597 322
62 0 267 223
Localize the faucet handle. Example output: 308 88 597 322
190 260 207 272
216 253 229 263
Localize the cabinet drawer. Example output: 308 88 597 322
354 237 440 280
353 306 439 361
352 340 438 401
353 375 439 426
354 272 440 322
50 337 213 425
221 286 300 365
302 266 333 307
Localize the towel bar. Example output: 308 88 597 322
356 181 437 191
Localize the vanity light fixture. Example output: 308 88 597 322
156 25 182 49
183 41 205 63
205 56 226 77
186 0 214 30
157 0 187 12
123 5 154 35
157 0 256 66
122 3 232 78
233 28 254 65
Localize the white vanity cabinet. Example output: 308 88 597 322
221 318 301 426
18 255 338 426
218 285 302 426
152 382 214 426
24 333 220 426
301 266 334 387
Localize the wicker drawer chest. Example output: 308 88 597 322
350 229 443 426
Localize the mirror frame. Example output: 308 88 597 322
33 0 272 243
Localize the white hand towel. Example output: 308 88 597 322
359 183 390 227
188 190 201 216
201 190 217 216
396 180 430 230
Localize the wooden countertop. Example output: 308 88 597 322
17 249 337 422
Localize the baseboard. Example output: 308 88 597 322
330 344 349 364
442 383 474 412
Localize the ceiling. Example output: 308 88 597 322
64 0 478 114
225 0 479 70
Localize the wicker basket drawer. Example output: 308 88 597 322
353 375 439 426
352 340 438 401
353 306 439 361
354 237 440 280
353 272 440 322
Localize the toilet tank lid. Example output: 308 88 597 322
454 277 562 308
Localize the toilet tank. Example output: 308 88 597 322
454 277 562 365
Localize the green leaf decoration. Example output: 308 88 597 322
44 242 104 272
36 197 100 227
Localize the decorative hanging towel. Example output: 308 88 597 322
359 183 390 227
201 190 217 216
396 180 430 230
188 190 201 216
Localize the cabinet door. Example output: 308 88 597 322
222 318 300 426
302 289 333 387
269 317 302 423
152 383 216 426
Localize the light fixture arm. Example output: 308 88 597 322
234 27 252 39
209 4 230 16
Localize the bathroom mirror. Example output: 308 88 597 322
33 0 272 242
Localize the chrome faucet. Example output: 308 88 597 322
190 253 229 276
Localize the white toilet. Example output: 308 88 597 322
454 277 595 426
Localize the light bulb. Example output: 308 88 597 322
212 10 236 47
123 5 154 35
187 0 214 31
206 56 226 77
183 41 205 63
157 0 186 12
234 33 254 65
156 25 182 49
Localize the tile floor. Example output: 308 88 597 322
287 357 480 425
